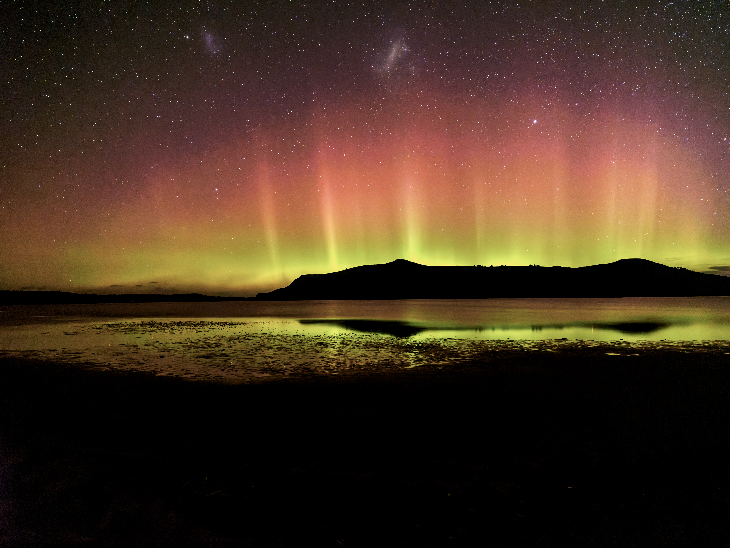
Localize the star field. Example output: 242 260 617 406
2 0 730 294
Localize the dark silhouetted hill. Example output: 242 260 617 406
0 291 251 306
256 258 730 300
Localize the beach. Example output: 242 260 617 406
1 346 728 547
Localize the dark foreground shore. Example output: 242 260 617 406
1 349 728 547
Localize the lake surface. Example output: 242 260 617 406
1 298 729 383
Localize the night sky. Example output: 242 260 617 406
2 0 730 295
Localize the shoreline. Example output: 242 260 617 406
1 350 729 546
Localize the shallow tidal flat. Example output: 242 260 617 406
1 318 730 383
0 323 729 546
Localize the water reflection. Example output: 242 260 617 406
1 317 729 384
1 298 729 383
298 317 714 339
299 319 428 338
600 321 670 334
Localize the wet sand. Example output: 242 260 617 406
1 348 728 546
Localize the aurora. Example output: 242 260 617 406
2 1 729 295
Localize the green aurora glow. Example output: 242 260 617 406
2 2 729 295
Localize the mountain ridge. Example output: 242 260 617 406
256 258 730 300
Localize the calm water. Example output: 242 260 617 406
1 298 729 382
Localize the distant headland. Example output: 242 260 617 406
0 292 252 306
3 259 730 305
256 258 730 300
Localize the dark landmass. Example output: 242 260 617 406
257 258 730 299
1 348 728 546
5 258 728 305
0 291 252 306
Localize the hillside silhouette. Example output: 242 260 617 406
257 258 730 299
0 291 250 306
